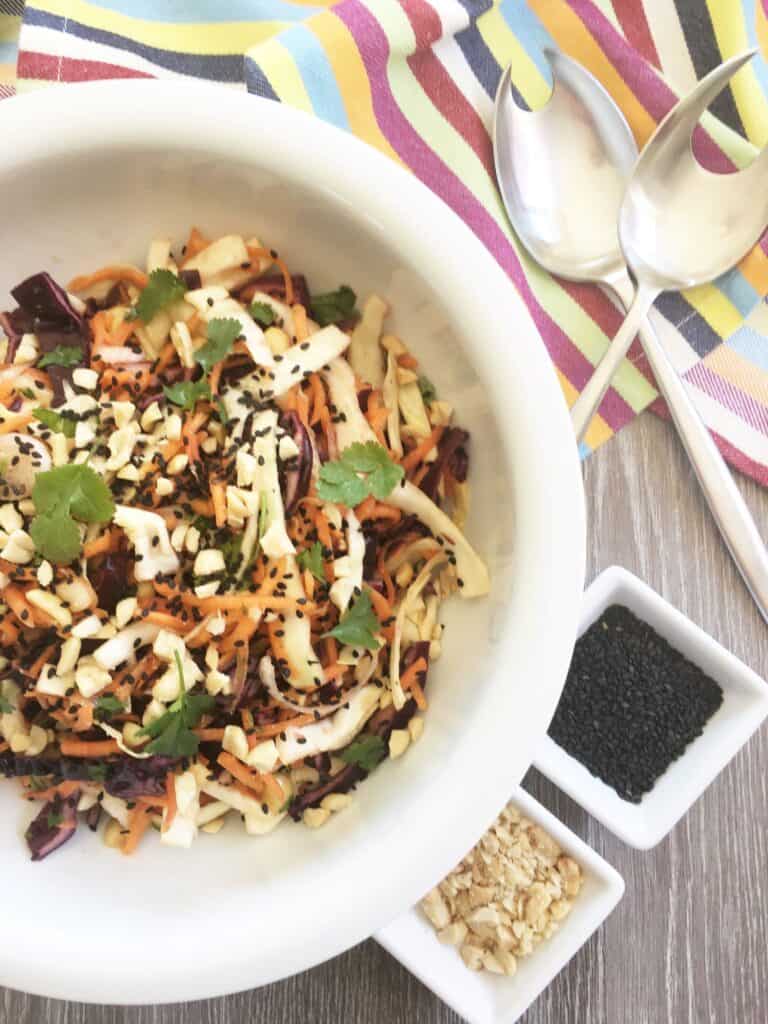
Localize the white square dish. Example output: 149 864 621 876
375 785 624 1024
534 565 768 849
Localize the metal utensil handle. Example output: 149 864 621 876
612 275 768 623
571 287 653 445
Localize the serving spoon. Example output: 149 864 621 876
493 50 768 622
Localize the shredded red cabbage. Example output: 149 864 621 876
25 790 80 862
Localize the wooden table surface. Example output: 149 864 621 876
3 411 767 1024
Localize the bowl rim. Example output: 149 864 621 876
0 78 586 1003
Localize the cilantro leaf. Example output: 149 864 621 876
139 652 215 758
297 541 325 583
339 735 387 773
309 285 358 327
317 442 404 507
20 387 36 399
325 590 380 650
95 694 125 719
32 464 114 522
134 268 187 323
417 375 437 404
163 379 211 411
249 301 275 327
195 317 242 373
30 464 114 563
46 811 63 829
37 344 83 369
87 763 108 783
33 407 75 438
0 695 13 714
0 458 7 477
30 514 81 565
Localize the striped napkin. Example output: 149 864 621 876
2 0 768 482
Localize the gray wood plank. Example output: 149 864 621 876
2 412 767 1023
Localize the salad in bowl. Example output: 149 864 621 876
0 228 489 860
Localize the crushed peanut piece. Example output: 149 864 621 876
419 801 583 975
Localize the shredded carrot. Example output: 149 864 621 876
356 498 401 524
164 771 177 830
308 373 327 426
247 714 314 745
400 656 428 695
144 611 189 632
409 679 428 711
323 636 338 665
26 643 57 680
190 498 214 517
83 530 119 560
23 780 81 802
323 663 349 683
368 586 395 638
122 805 153 855
397 353 419 370
293 304 309 342
68 265 148 292
59 738 120 758
209 362 222 396
314 506 333 552
247 246 294 304
401 426 443 473
210 480 226 528
155 340 177 373
180 227 210 264
365 392 390 448
241 708 255 732
0 413 33 435
220 615 259 656
217 751 265 795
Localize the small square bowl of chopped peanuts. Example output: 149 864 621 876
375 785 624 1024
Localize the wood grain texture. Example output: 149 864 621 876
2 413 767 1024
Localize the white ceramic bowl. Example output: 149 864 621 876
376 785 624 1024
0 80 585 1003
535 566 768 849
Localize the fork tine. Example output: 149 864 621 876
656 50 757 140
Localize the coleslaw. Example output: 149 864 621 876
0 228 489 859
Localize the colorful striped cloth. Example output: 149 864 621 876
2 1 768 480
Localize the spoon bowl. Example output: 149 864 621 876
493 49 636 286
621 52 768 291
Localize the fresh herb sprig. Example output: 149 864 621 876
317 442 404 508
138 651 215 758
324 590 380 650
30 463 114 564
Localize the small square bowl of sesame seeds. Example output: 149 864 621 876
534 565 768 850
375 785 624 1024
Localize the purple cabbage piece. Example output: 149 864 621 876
89 549 131 614
278 410 313 514
419 428 470 501
0 753 98 780
105 755 178 800
244 273 310 310
25 790 80 862
289 643 430 820
4 272 90 405
11 272 83 329
179 268 202 291
85 803 102 832
363 515 429 580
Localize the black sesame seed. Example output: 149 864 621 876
548 604 724 803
